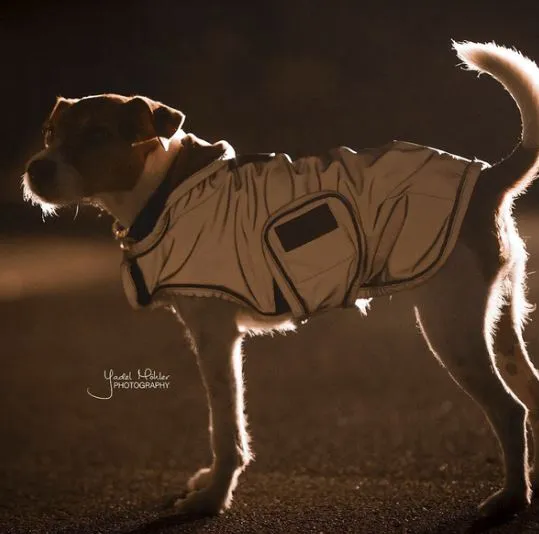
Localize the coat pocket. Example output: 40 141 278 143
263 193 363 316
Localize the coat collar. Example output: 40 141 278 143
114 134 231 244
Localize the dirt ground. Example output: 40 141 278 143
3 214 539 533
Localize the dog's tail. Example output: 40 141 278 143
453 41 539 196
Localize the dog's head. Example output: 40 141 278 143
23 94 185 213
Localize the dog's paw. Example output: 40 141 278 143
187 466 214 492
169 463 243 516
478 487 531 520
530 468 539 496
172 486 229 517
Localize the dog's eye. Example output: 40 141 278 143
43 125 54 147
85 125 112 145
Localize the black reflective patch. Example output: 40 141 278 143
275 203 338 252
129 259 152 306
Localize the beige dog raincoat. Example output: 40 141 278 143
121 139 484 318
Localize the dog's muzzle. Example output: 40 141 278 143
24 147 85 207
26 158 58 199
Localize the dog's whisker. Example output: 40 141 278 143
21 177 58 221
21 173 58 218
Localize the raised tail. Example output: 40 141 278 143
453 41 539 195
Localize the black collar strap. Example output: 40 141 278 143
125 159 180 242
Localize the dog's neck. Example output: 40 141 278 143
95 129 185 229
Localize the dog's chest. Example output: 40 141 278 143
121 140 483 319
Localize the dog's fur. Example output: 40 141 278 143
22 42 539 519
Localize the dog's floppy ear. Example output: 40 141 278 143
122 96 185 143
150 99 186 139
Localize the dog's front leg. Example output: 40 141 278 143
171 296 251 516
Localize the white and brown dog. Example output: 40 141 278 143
22 42 539 520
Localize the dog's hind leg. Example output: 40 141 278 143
412 242 531 519
494 303 539 487
492 251 539 490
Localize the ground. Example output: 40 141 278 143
3 213 539 533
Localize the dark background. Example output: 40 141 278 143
2 2 539 533
2 0 539 209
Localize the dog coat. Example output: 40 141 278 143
121 139 485 318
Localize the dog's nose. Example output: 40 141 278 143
27 158 57 184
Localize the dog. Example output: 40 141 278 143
22 41 539 520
